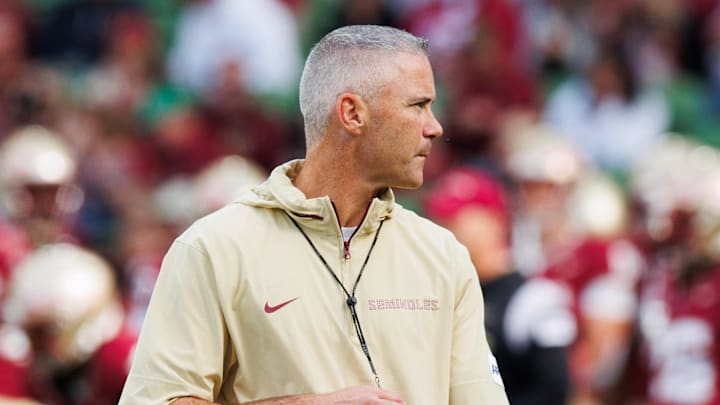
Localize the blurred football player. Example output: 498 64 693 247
500 122 584 276
502 122 645 404
0 125 83 316
631 135 720 405
0 125 83 247
1 243 135 405
425 166 575 405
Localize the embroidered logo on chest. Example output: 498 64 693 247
367 298 440 311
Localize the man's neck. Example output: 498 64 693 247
293 150 378 227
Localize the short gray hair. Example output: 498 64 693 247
299 25 428 148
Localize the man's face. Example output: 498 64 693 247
361 52 443 189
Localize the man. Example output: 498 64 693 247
119 25 508 405
424 166 574 405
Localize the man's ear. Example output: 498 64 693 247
336 93 367 135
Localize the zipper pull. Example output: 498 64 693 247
343 241 351 259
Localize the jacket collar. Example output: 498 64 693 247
240 160 395 236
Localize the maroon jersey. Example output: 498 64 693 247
540 237 644 396
0 325 31 399
639 264 720 405
84 325 137 405
0 215 31 405
541 238 643 323
24 324 137 405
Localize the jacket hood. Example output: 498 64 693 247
238 160 395 236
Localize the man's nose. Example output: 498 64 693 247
425 111 443 139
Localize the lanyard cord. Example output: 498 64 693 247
285 213 385 388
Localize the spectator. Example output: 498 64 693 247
544 43 670 175
31 0 138 68
79 11 163 120
167 0 301 106
0 5 64 136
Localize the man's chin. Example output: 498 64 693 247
393 175 424 190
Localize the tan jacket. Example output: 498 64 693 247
119 160 509 405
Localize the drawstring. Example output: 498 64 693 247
286 213 385 388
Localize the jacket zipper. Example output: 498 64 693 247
331 201 371 260
331 201 371 335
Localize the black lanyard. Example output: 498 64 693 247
286 212 385 388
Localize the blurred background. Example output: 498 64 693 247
1 0 720 404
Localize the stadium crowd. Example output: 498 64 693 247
1 0 720 404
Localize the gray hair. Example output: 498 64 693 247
299 25 428 148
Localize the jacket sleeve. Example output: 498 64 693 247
119 238 231 405
448 243 510 405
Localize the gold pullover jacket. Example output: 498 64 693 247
119 160 509 405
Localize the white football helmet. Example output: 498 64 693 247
567 170 629 239
0 125 83 220
502 123 583 185
152 155 267 226
630 134 720 258
3 243 124 366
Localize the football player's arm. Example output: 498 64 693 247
572 317 633 403
0 396 42 405
573 274 637 402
